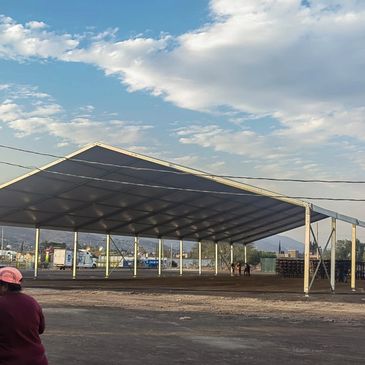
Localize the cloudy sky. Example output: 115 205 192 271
0 0 364 242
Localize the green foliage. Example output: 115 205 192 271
336 239 364 261
259 251 277 258
336 240 351 260
321 239 364 261
40 240 66 250
247 249 276 265
190 242 276 266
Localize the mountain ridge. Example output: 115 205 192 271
1 226 303 253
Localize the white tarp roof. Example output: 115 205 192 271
0 143 360 244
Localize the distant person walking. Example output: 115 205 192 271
231 263 235 276
236 262 242 276
244 263 251 276
0 267 48 365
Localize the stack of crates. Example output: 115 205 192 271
310 259 330 279
356 262 365 279
276 259 304 278
277 258 365 280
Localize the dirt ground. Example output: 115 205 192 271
19 270 365 364
26 287 365 322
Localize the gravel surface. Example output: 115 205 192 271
27 287 365 323
20 274 365 364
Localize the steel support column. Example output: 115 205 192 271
351 224 356 292
230 243 234 276
304 206 311 296
179 240 183 276
244 244 247 264
105 233 110 278
72 231 78 280
133 235 139 278
215 242 218 276
198 241 202 276
34 227 40 279
330 218 336 293
158 238 162 277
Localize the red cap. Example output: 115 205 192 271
0 267 23 285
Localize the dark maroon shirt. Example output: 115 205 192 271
0 292 48 365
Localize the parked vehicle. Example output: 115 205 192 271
53 248 97 269
0 249 17 261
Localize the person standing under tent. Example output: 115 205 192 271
236 262 242 276
244 263 251 276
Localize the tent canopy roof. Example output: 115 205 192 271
0 143 361 243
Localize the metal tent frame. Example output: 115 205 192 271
0 142 364 295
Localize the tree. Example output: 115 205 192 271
336 240 351 260
40 240 66 250
247 248 260 265
322 239 364 261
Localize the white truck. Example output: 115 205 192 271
0 249 17 261
53 248 97 270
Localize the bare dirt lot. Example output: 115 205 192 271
23 270 365 364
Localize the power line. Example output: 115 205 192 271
0 143 364 184
1 159 365 202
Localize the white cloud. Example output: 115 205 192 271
26 21 47 30
0 84 151 146
55 0 365 118
1 2 365 173
46 117 151 146
1 4 365 144
170 154 199 166
0 15 78 60
61 36 171 97
174 123 347 179
80 105 95 112
176 125 283 159
85 0 365 149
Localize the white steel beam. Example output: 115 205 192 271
34 227 40 279
179 239 183 276
330 218 336 292
244 244 247 264
215 242 218 276
230 243 234 276
72 231 78 280
351 224 356 292
311 205 365 228
198 241 202 276
134 235 139 278
304 206 311 296
158 238 162 277
105 233 110 278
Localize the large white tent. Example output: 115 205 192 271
0 143 363 294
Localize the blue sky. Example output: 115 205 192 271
0 0 365 241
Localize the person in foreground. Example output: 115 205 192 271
0 267 48 365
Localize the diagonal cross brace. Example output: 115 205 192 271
218 246 231 271
107 235 134 276
309 227 334 291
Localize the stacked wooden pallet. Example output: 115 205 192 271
276 259 365 280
